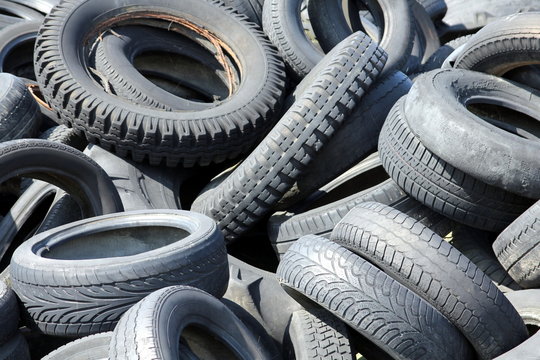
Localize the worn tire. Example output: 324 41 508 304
422 34 472 72
223 0 263 25
0 21 40 80
417 0 446 20
331 202 529 359
191 33 386 241
284 308 354 360
379 96 532 231
493 200 540 288
109 286 272 359
8 0 58 14
0 73 40 141
406 69 540 198
10 210 228 337
278 235 474 360
35 0 286 167
308 0 414 75
42 332 111 360
0 0 42 20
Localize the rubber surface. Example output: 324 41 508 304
10 210 228 337
42 332 111 360
191 32 386 241
109 285 272 359
331 202 529 359
278 235 474 360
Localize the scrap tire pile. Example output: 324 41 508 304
0 0 538 359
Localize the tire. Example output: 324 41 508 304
493 200 540 289
0 21 40 80
93 25 235 111
447 225 520 292
494 290 540 360
439 0 540 37
7 0 58 14
42 332 111 360
406 69 540 198
505 65 540 91
39 125 87 151
0 333 30 360
223 0 264 25
284 308 353 360
307 0 414 75
0 139 123 217
0 1 42 20
0 73 40 141
268 178 405 257
109 286 272 360
378 96 532 232
454 13 540 77
0 15 22 29
277 235 474 360
0 282 18 344
10 210 228 337
417 0 446 20
191 33 386 241
331 202 529 359
35 0 286 168
278 70 411 208
86 144 188 211
404 0 440 73
224 255 303 345
422 34 472 72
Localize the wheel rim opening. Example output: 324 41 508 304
467 102 540 140
3 38 36 80
179 325 239 360
42 225 189 260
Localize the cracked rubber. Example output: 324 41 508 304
35 0 286 167
379 96 533 232
277 235 473 360
191 32 386 241
493 200 540 288
109 285 272 360
331 202 528 359
10 210 228 337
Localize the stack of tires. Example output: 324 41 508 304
0 0 538 358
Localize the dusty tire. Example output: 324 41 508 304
191 33 386 241
277 235 474 360
109 286 273 360
378 96 532 232
331 202 529 359
35 0 286 167
10 210 228 337
42 332 111 360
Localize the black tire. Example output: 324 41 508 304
439 0 540 36
307 0 414 76
268 178 405 257
404 0 440 73
10 210 228 337
0 21 40 80
0 282 18 345
223 0 264 25
0 73 40 141
505 64 540 91
494 290 540 360
0 139 123 217
262 0 323 79
406 69 540 198
7 0 58 14
277 235 474 360
422 34 472 72
39 125 87 151
42 332 111 360
279 70 411 208
35 0 286 167
93 25 234 111
493 200 540 288
0 0 42 20
224 255 303 345
191 33 386 241
417 0 446 20
0 333 30 360
379 96 532 232
284 308 353 360
109 285 272 359
331 202 529 359
454 13 540 76
446 225 520 292
86 144 188 211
